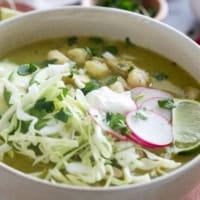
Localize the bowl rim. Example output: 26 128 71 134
0 6 199 191
81 0 169 21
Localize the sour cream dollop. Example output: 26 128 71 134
86 87 136 114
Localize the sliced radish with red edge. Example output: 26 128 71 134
126 109 173 147
131 87 173 107
126 134 157 148
140 97 172 122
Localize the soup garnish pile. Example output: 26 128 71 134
0 37 199 187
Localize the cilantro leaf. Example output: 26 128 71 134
30 98 55 118
35 118 49 130
38 59 57 68
84 47 102 57
153 73 168 81
106 112 130 135
57 87 69 101
158 99 175 110
17 64 37 76
20 120 31 133
81 80 101 95
54 109 71 123
134 112 148 120
125 37 134 47
34 98 54 113
104 45 118 55
67 36 78 46
89 37 104 44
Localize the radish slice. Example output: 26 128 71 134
126 134 157 148
88 108 127 141
131 87 173 107
126 110 173 147
140 97 171 122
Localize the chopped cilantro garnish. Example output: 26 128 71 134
106 112 130 135
38 59 57 68
134 112 148 120
67 36 78 46
57 87 68 101
68 72 74 78
84 47 101 57
91 48 102 57
104 45 118 55
61 87 68 97
84 47 93 56
67 67 79 78
17 64 37 76
110 158 122 169
81 80 101 94
30 98 55 118
158 99 175 110
20 120 31 133
125 37 134 47
128 66 134 72
106 76 118 85
54 108 71 123
35 118 49 130
89 37 104 44
34 98 54 113
153 73 168 81
133 95 144 101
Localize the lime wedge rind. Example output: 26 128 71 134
173 99 200 154
174 141 200 154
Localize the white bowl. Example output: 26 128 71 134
191 0 200 22
0 7 200 200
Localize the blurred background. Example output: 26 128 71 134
0 0 200 42
0 0 199 39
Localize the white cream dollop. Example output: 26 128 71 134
86 87 136 114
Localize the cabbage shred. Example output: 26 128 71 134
0 61 180 187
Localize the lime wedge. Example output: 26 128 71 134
173 99 200 153
0 8 20 21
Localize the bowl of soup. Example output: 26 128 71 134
0 7 199 200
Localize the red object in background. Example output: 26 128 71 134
195 37 200 45
0 1 34 12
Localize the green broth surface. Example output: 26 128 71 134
5 37 199 88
